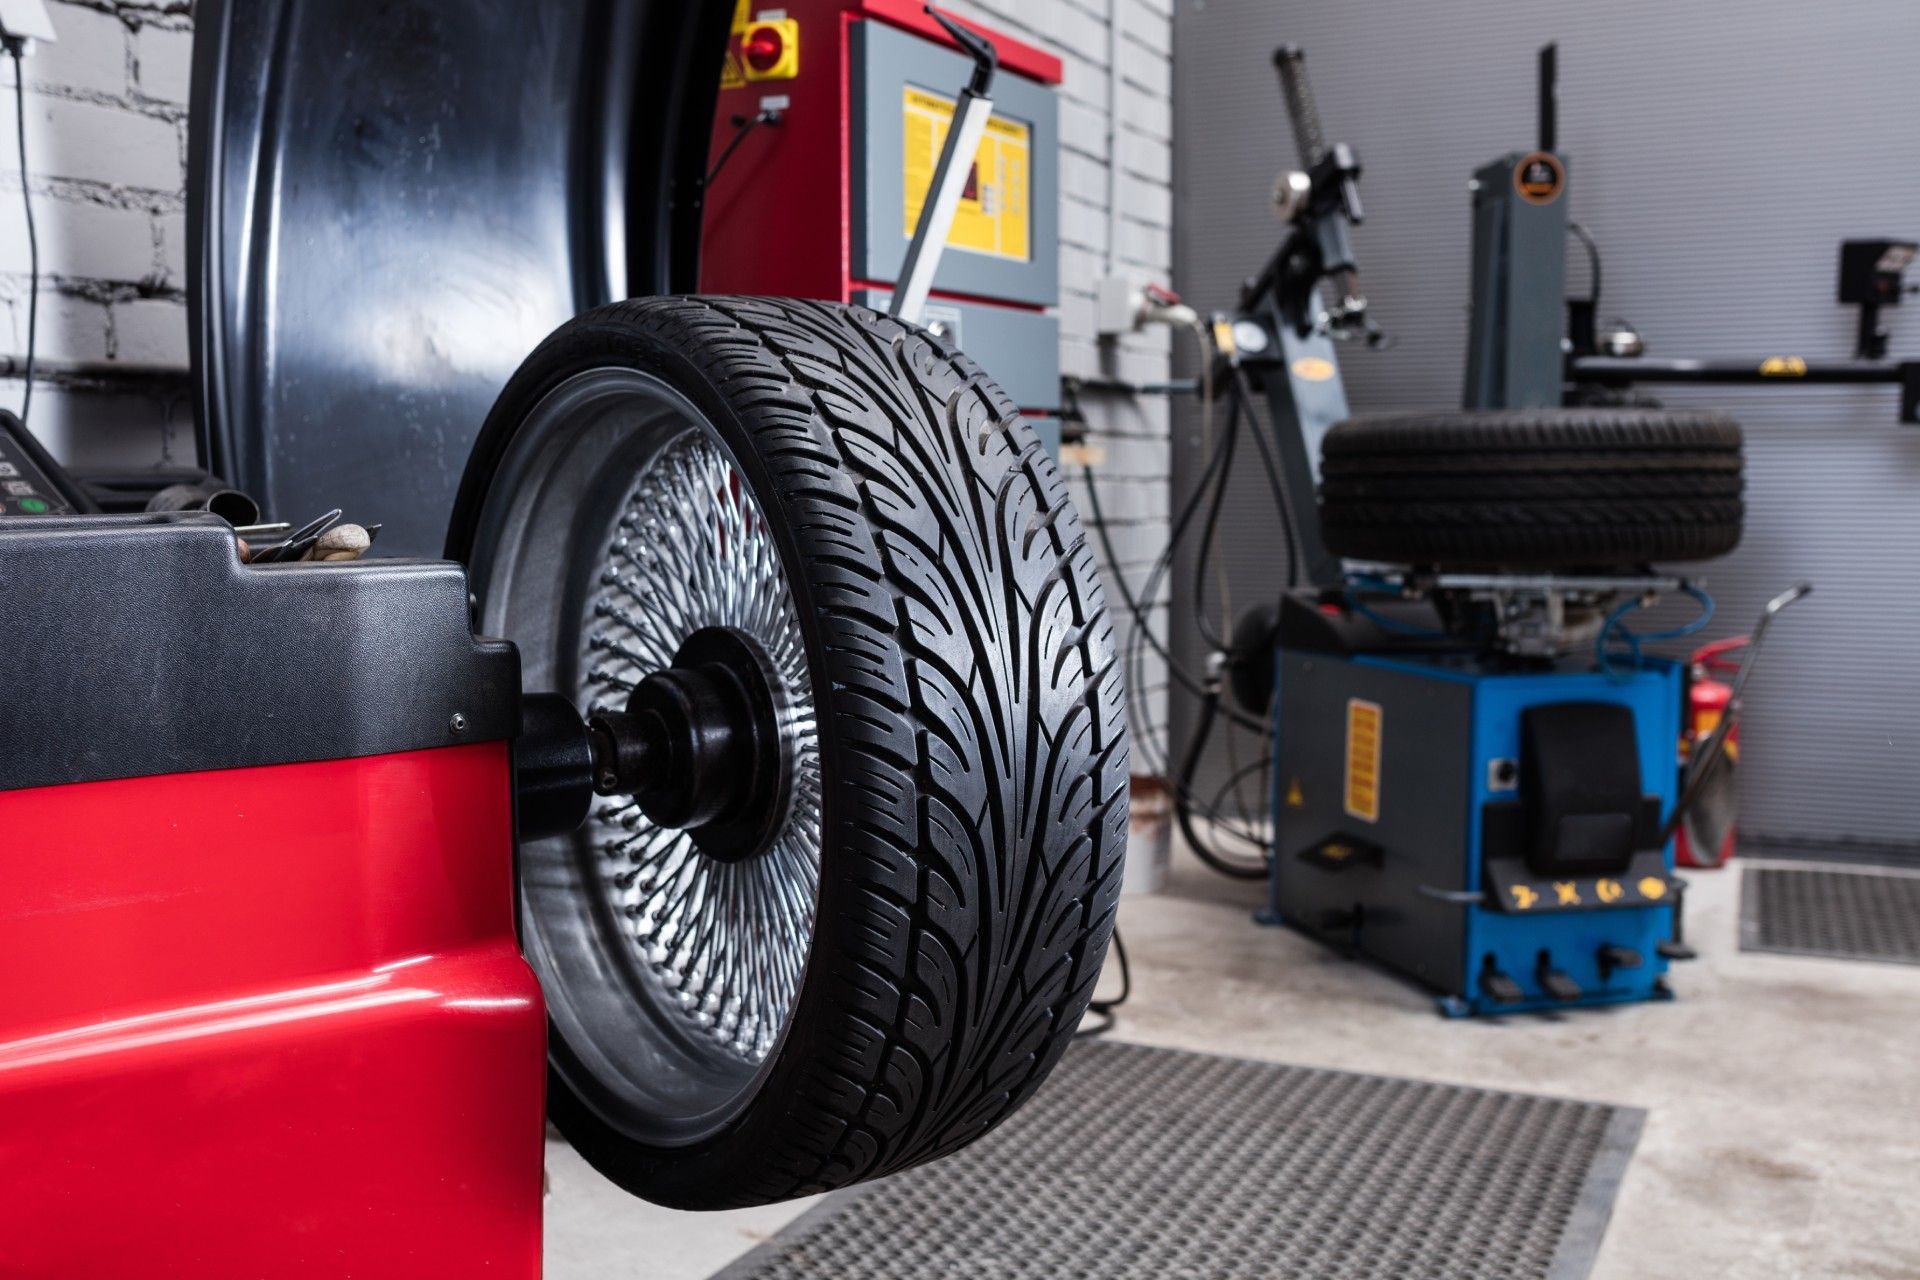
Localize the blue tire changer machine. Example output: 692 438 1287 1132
1211 46 1804 1017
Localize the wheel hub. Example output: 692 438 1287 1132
590 626 795 864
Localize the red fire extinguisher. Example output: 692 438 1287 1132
1670 584 1812 869
1675 638 1743 868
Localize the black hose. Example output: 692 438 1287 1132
1082 458 1267 735
1124 479 1279 854
705 109 781 188
1074 927 1131 1038
1174 685 1269 880
1088 462 1271 853
1082 343 1292 878
1190 381 1244 650
1569 221 1603 308
1206 755 1274 828
1229 366 1302 589
10 42 38 425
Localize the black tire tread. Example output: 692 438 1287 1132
1321 407 1743 455
1317 407 1744 568
509 297 1127 1209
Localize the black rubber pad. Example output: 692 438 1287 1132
711 1039 1644 1280
1741 865 1920 966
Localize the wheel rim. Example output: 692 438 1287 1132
468 367 821 1146
581 426 821 1062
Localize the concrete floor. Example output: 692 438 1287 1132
546 852 1920 1280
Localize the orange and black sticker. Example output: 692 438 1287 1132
1513 151 1565 205
1343 698 1382 823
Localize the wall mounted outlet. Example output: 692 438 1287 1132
0 0 58 47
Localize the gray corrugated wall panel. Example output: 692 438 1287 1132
1172 0 1920 855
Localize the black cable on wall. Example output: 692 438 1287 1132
7 38 39 425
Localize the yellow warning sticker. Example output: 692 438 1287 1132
1343 698 1382 823
902 86 1031 262
720 0 751 88
1285 777 1306 809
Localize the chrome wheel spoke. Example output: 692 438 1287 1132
580 429 819 1064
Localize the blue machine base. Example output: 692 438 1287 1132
1268 649 1687 1018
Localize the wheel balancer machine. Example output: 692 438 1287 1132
0 3 1122 1270
1215 47 1803 1017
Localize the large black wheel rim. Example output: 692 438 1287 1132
468 367 821 1147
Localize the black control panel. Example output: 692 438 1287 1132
0 410 93 516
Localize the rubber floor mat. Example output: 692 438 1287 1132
712 1039 1643 1280
1741 864 1920 965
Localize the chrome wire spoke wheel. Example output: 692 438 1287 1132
580 427 820 1064
452 298 1126 1210
462 363 824 1151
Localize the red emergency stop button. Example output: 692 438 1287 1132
744 26 783 72
740 18 799 81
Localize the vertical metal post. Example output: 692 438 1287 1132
1538 42 1557 154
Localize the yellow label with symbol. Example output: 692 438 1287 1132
902 87 1032 263
1343 699 1382 823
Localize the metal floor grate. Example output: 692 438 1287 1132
1741 864 1920 965
713 1039 1642 1280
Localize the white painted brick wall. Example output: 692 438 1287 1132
1 0 194 469
0 3 1178 753
132 23 192 104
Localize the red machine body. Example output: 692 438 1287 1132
701 0 1062 303
0 745 546 1277
1675 638 1742 868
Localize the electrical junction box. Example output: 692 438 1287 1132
0 0 58 45
701 0 1063 418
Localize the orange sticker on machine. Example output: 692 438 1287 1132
1344 698 1382 823
1512 150 1565 204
